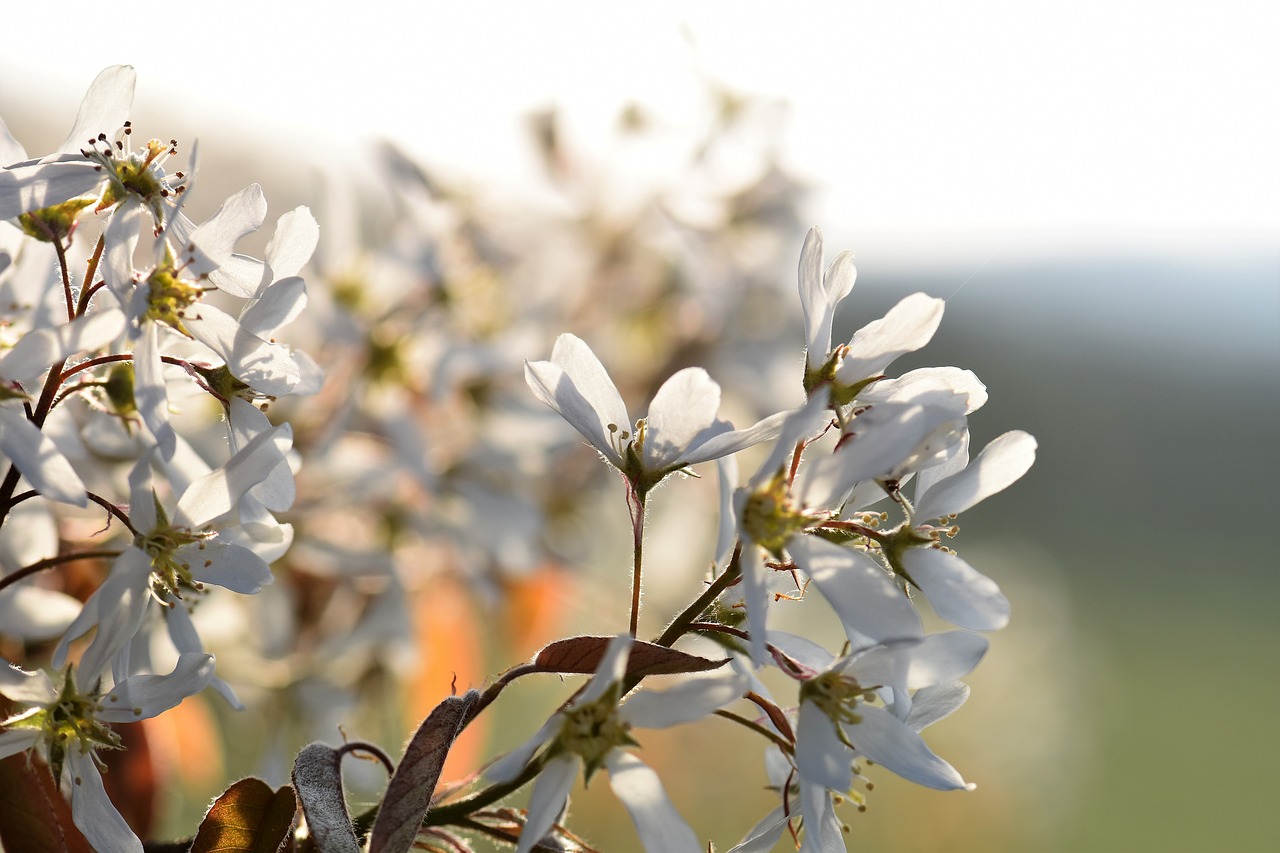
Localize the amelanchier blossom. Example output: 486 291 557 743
0 652 215 853
487 635 748 853
525 332 787 496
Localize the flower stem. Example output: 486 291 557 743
653 543 742 648
0 549 122 594
627 487 647 637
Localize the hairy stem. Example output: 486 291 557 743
652 543 742 648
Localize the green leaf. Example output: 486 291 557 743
368 690 479 853
189 777 297 853
533 635 728 678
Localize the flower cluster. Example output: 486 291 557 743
1 67 1036 853
1 66 315 851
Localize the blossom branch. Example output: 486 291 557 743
0 549 122 594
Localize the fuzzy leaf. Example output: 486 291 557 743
292 744 360 853
190 777 297 853
0 752 94 853
368 691 479 853
533 636 727 678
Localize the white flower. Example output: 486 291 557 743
0 308 126 507
487 635 746 853
51 424 293 680
797 227 855 376
0 65 135 222
525 333 786 494
0 652 214 853
887 430 1038 631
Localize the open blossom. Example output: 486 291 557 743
488 635 747 853
0 308 126 507
526 333 787 494
883 429 1038 631
0 66 135 224
51 424 293 683
0 652 214 853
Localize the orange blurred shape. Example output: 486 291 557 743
500 562 573 659
141 693 225 790
407 576 486 783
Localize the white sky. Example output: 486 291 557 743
2 1 1278 262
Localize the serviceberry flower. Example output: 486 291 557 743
488 635 747 853
526 333 786 496
0 652 214 853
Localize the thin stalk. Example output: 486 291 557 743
627 487 647 637
713 709 795 756
653 543 742 648
0 549 122 594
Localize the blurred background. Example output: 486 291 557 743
3 2 1277 851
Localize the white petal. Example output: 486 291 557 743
184 185 267 280
183 303 302 395
788 536 922 643
134 321 177 459
835 293 945 384
174 423 291 527
0 116 27 166
900 547 1010 631
264 206 319 280
0 308 125 382
0 158 103 220
102 196 143 304
915 431 970 504
851 632 987 692
127 451 157 534
98 653 214 722
525 346 626 467
860 366 988 414
796 700 854 792
845 704 973 790
486 716 561 784
605 751 702 853
52 548 151 682
798 781 844 853
515 754 579 853
0 407 87 507
57 65 135 154
641 368 721 470
619 670 747 729
796 402 931 508
64 750 144 853
187 539 273 594
679 407 790 469
907 681 971 731
0 728 40 761
745 394 832 491
713 456 739 569
0 659 56 704
798 227 856 364
239 275 307 337
913 430 1037 521
726 805 789 853
738 543 771 666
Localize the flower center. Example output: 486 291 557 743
4 668 122 785
556 691 635 782
741 470 814 557
135 497 214 600
88 128 188 225
144 260 204 335
799 670 878 750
